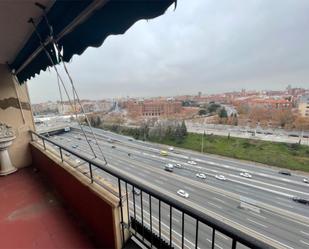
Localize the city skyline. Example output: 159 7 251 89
28 0 309 103
30 84 308 104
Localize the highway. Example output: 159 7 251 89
44 127 309 249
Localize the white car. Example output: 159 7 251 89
65 153 71 157
187 160 197 165
215 175 226 181
75 159 81 164
177 189 189 198
175 163 182 168
240 172 252 178
168 146 174 151
196 173 206 179
304 178 309 184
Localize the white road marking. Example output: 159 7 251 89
247 218 268 228
154 179 164 185
213 197 226 204
249 212 266 219
208 202 222 209
300 240 309 246
301 230 309 236
275 202 294 209
217 233 228 240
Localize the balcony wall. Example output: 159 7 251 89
0 64 35 169
30 142 124 249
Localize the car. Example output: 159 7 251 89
75 159 81 164
292 197 309 205
196 173 206 179
240 172 252 178
72 145 78 149
133 189 141 196
107 138 113 143
128 138 133 141
65 153 71 157
278 171 291 176
187 160 197 165
215 175 226 181
175 163 182 168
111 145 116 149
164 163 174 172
168 146 174 151
177 189 189 198
160 150 168 156
303 178 309 184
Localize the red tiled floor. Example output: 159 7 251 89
0 167 95 249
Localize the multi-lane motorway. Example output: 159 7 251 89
45 127 309 249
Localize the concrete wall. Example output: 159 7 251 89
30 142 125 249
0 64 34 168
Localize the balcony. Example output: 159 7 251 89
19 130 273 249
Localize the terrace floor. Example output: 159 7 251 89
0 166 95 249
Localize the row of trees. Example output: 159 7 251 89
101 119 188 144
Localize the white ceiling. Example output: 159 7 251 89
0 0 54 64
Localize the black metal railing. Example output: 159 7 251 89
30 131 274 249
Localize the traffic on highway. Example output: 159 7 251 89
43 127 309 249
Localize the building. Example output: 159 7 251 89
298 95 309 117
126 99 182 117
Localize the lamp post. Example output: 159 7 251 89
0 122 17 176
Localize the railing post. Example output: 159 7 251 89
195 220 199 249
181 212 185 249
149 195 153 248
133 186 137 235
159 200 162 248
118 179 125 245
170 206 172 248
59 147 63 162
232 239 237 249
42 137 46 150
89 162 93 183
125 183 130 229
141 191 144 241
212 228 215 249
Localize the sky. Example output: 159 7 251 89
28 0 309 103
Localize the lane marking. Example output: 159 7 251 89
246 218 268 228
213 197 226 204
208 202 222 209
275 202 294 209
301 231 309 236
249 212 266 219
300 240 309 246
217 233 228 240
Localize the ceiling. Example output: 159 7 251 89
0 0 54 64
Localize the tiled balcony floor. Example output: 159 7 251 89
0 167 95 249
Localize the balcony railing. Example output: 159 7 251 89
30 131 274 249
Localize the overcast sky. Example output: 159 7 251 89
28 0 309 103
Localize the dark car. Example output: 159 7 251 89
292 197 309 205
278 171 291 176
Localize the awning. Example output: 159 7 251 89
9 0 176 84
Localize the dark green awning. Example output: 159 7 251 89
10 0 176 84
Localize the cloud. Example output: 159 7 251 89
28 0 309 103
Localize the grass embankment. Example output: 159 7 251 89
151 133 309 172
100 125 309 172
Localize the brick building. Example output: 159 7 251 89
125 99 182 117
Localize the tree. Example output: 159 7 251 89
96 116 102 127
218 108 228 118
180 120 188 137
198 109 207 115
